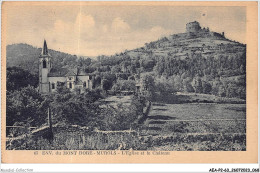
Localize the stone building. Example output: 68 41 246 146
186 21 201 33
39 40 92 94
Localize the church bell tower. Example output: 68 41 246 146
39 39 52 93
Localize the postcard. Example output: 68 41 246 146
1 1 258 163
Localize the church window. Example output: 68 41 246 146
43 60 47 68
83 82 86 87
69 82 72 88
52 83 55 89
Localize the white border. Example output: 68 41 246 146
0 0 259 172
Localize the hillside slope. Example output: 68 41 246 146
6 22 246 99
94 24 246 99
127 29 245 62
7 43 79 74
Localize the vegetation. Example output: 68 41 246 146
7 67 38 91
6 86 46 127
111 80 136 93
6 29 246 151
7 33 246 100
7 126 246 151
100 95 145 131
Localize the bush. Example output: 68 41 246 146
100 96 145 131
47 85 103 128
6 86 46 126
7 67 38 91
111 80 136 93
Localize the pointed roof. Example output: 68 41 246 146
48 67 90 78
48 68 69 77
42 39 49 55
65 68 78 76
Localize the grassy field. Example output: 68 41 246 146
7 95 246 151
139 102 246 150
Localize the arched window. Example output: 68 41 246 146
52 83 55 89
83 82 86 88
69 82 72 88
43 60 47 68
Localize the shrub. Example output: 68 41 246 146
47 85 103 128
100 96 145 131
111 80 136 93
6 86 46 127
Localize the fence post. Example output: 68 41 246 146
47 107 53 141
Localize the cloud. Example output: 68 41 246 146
9 12 172 56
43 14 173 56
111 17 130 33
6 5 246 56
74 13 95 31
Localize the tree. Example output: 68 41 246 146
102 79 111 91
173 75 182 91
100 95 144 131
77 57 91 67
218 85 226 97
183 78 194 93
202 81 212 94
192 76 203 93
93 75 101 88
6 86 45 126
48 84 103 127
140 74 155 100
226 83 237 98
7 67 38 91
102 72 116 88
112 80 136 92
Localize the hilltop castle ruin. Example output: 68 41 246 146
185 21 224 38
186 21 202 33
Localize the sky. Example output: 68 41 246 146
5 3 246 56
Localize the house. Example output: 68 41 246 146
38 40 92 94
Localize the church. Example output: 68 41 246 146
38 40 93 94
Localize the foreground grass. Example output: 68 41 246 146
6 126 246 151
6 101 246 151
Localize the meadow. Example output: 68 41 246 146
7 102 246 151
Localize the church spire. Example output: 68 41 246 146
42 39 48 55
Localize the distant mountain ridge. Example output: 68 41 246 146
7 43 79 74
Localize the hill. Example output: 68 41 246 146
6 21 246 99
6 43 84 75
93 21 246 99
128 30 245 60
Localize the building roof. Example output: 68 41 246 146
48 68 70 77
42 39 49 55
48 67 90 77
65 68 78 77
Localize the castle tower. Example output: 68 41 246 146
186 21 201 33
39 40 52 93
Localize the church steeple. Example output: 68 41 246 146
42 39 49 55
39 39 52 94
